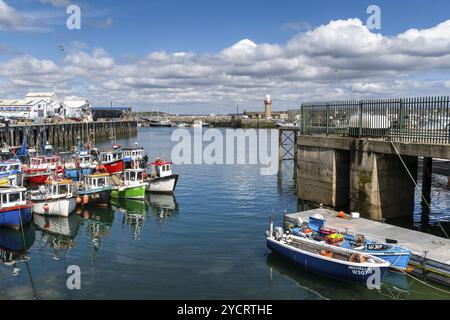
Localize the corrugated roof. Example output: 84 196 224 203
0 99 44 107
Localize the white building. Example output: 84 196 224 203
0 92 93 121
64 100 93 120
0 99 49 120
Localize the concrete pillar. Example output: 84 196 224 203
422 157 432 210
350 151 418 221
296 145 350 208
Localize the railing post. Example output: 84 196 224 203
300 104 304 134
326 103 329 136
359 100 363 139
399 98 403 142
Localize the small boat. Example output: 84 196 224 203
145 158 178 194
30 179 76 217
112 169 148 200
290 216 412 270
77 173 113 206
122 143 147 169
0 187 33 230
266 217 390 284
100 145 124 175
23 155 63 185
0 159 22 187
191 120 203 128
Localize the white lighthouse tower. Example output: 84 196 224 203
264 95 272 119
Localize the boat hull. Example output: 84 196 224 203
0 205 33 230
146 174 178 194
78 188 112 206
27 173 50 185
366 252 411 270
33 198 76 217
112 184 146 199
267 238 389 284
103 159 124 175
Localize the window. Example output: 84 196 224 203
1 194 7 205
8 193 20 203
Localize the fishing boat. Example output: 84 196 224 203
64 152 97 181
112 169 148 200
100 144 124 175
23 155 63 185
30 179 76 217
0 187 33 230
77 173 113 206
145 158 178 194
123 143 147 169
0 159 22 187
290 215 412 270
266 217 390 284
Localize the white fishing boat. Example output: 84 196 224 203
145 158 178 194
30 179 76 217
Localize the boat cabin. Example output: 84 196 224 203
0 187 27 209
100 151 123 163
84 173 111 190
123 169 145 185
0 160 22 174
150 159 173 178
123 147 145 161
40 180 74 199
78 154 96 169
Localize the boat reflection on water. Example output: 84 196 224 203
265 252 415 300
33 213 80 259
80 206 115 253
0 224 35 275
112 198 148 240
148 193 179 222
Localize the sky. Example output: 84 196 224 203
1 0 450 114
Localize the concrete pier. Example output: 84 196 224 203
0 120 137 152
295 135 450 221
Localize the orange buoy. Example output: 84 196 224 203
338 211 346 219
83 195 89 205
76 197 82 205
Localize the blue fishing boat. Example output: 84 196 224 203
266 218 390 284
290 216 412 270
0 159 22 186
0 187 33 229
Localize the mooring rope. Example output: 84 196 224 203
390 141 449 239
391 266 450 295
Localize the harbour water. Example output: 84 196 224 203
0 127 449 300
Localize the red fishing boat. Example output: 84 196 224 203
23 156 63 185
100 144 124 175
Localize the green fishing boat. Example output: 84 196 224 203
112 169 148 200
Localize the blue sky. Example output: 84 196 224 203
1 0 450 113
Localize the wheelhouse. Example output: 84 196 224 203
100 151 123 163
151 160 173 178
0 160 22 173
123 169 145 185
0 187 27 208
84 173 111 190
123 148 145 160
46 180 74 198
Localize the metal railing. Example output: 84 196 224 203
300 96 450 144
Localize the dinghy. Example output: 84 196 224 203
266 217 390 284
290 215 412 270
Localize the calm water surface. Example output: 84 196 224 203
0 128 449 300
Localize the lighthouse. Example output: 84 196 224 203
264 95 272 119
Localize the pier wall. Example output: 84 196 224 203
0 120 137 152
296 135 444 221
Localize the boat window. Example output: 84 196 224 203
8 193 20 203
59 184 69 194
1 193 7 204
137 172 143 181
98 178 105 186
52 186 58 195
